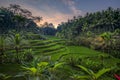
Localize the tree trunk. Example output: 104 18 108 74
15 47 20 63
0 49 4 63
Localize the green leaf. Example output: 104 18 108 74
95 68 111 79
72 74 89 79
77 65 92 75
22 66 37 74
53 62 64 69
37 62 48 67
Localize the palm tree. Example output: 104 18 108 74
13 15 26 32
71 65 112 80
9 4 20 14
8 33 26 62
14 34 22 61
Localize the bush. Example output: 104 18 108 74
102 38 120 58
75 37 92 47
65 40 76 46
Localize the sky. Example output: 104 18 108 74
0 0 120 28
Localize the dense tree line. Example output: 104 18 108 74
40 22 57 35
56 7 120 58
0 4 42 34
56 7 120 39
0 4 57 35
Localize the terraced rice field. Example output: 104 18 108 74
1 36 120 80
5 36 120 62
5 38 68 61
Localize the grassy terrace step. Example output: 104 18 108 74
33 47 66 55
60 46 106 59
5 42 65 55
67 46 103 55
31 41 65 48
5 38 66 49
29 39 63 43
44 47 67 55
6 46 65 55
32 43 62 49
32 46 65 54
50 47 69 61
29 39 64 45
5 40 65 51
51 53 68 61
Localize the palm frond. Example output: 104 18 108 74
53 62 64 69
77 65 93 75
95 68 111 79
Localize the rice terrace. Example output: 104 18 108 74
0 0 120 80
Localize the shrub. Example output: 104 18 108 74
75 37 92 47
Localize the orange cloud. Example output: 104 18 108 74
23 5 75 28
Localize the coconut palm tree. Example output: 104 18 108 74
8 33 27 63
9 4 20 14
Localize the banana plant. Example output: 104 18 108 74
21 58 49 80
15 56 65 80
71 65 112 80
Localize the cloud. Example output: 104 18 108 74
0 0 84 28
21 1 75 27
44 12 74 27
34 7 74 27
62 0 83 15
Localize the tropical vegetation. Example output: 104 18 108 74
0 4 120 80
